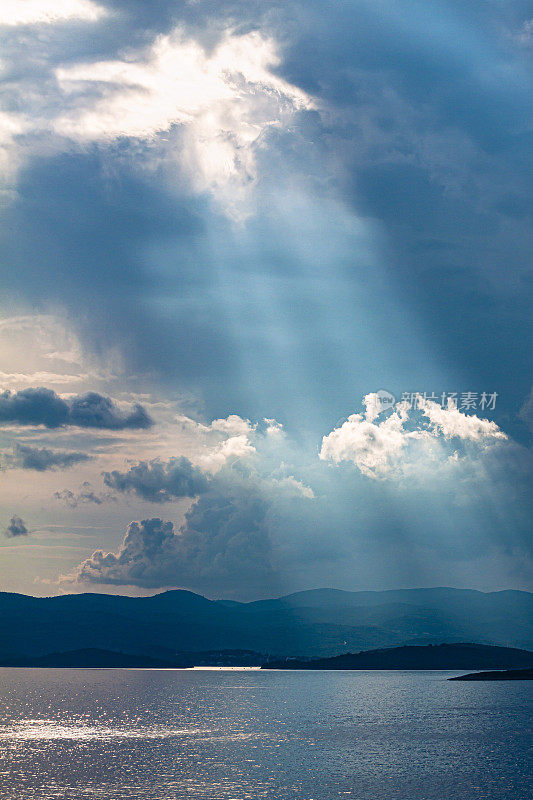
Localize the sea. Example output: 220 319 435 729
0 668 531 799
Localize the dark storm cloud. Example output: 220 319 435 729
73 518 178 587
0 388 153 429
71 482 281 597
103 457 210 502
0 154 237 394
14 443 90 471
5 516 28 538
71 460 309 596
0 0 530 597
1 0 531 433
270 0 533 422
69 392 152 429
0 388 69 428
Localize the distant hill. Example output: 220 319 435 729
0 648 191 669
261 643 533 670
450 667 533 681
0 587 532 660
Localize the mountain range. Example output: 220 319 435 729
0 587 531 660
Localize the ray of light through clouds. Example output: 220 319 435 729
53 27 313 207
0 0 531 597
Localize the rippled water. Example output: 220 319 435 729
0 668 531 799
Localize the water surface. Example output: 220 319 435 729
0 668 531 799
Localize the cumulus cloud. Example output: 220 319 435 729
12 443 90 471
200 434 256 472
5 515 28 537
320 396 425 478
100 412 278 506
0 388 153 429
68 487 279 596
0 0 530 435
320 393 508 479
103 457 210 503
419 397 507 442
63 398 532 597
176 413 257 472
71 518 178 587
208 415 254 437
264 418 285 438
65 456 317 595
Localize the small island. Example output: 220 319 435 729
449 667 533 681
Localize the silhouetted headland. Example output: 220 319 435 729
449 667 533 681
261 643 533 670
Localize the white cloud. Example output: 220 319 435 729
176 412 254 441
270 474 315 499
175 412 289 473
320 393 508 479
209 414 254 437
175 413 256 472
200 433 256 472
419 397 507 442
0 0 106 26
264 418 285 437
320 398 425 478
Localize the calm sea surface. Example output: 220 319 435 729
0 668 531 800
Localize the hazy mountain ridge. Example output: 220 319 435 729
0 587 531 659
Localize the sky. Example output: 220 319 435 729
0 0 531 599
